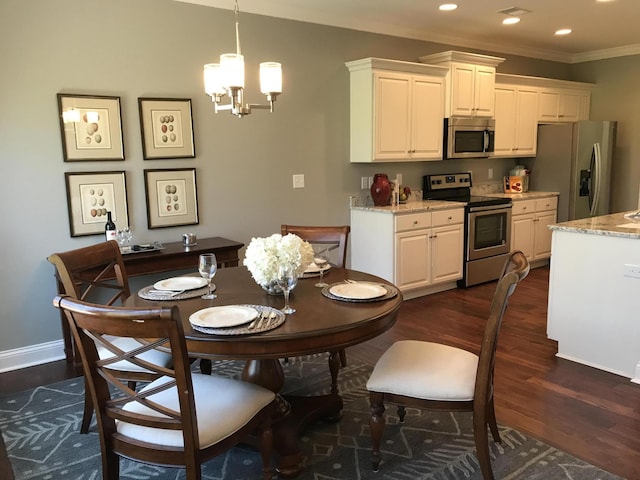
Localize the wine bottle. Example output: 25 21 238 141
105 211 117 242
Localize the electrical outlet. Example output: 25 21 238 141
488 168 494 179
293 174 305 189
624 264 640 278
361 176 368 190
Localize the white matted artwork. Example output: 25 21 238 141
138 98 195 159
144 168 198 228
64 171 128 237
57 94 124 161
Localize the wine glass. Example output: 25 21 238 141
313 248 329 288
276 264 298 314
198 253 217 300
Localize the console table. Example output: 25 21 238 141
56 236 244 364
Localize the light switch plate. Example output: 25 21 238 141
293 174 305 189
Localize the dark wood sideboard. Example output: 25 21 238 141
56 236 244 364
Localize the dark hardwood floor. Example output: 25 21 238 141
1 266 639 479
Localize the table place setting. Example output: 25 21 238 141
138 276 211 301
322 279 399 303
189 304 285 335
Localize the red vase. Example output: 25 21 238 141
370 173 391 206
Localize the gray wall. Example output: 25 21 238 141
0 0 637 359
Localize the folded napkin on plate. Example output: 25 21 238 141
138 285 209 301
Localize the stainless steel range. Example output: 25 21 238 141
423 172 512 287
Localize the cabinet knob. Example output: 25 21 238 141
413 220 418 225
523 206 527 210
448 216 452 220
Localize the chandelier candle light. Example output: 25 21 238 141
203 0 282 118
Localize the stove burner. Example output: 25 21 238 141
422 172 511 207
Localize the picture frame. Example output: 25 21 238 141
138 97 195 159
57 94 125 161
144 168 199 229
64 171 129 237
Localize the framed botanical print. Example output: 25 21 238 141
57 94 125 161
143 168 198 228
64 171 129 237
138 98 195 159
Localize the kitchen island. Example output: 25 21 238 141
547 211 640 383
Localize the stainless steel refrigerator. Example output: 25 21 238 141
528 121 617 222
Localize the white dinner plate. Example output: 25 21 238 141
329 282 387 300
189 306 258 328
303 262 331 274
153 276 208 291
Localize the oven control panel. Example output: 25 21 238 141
424 172 472 191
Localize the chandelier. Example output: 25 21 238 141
203 0 282 118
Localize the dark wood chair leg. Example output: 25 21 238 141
200 358 212 375
397 405 406 423
473 408 494 480
487 397 501 442
80 377 93 434
259 424 273 480
369 392 386 472
339 349 347 368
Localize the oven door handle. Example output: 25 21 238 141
468 203 512 213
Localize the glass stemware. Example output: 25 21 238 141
198 253 217 299
313 248 329 288
277 264 298 314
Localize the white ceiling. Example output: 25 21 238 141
175 0 640 63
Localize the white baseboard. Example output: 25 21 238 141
632 362 640 385
0 340 66 373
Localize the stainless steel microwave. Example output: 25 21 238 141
444 117 495 159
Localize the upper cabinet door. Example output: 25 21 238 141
450 63 476 116
411 76 445 159
375 73 412 158
473 65 496 117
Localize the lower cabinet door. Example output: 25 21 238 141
512 214 535 259
395 230 431 289
431 224 463 283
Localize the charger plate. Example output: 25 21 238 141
322 282 398 303
190 305 285 335
153 276 208 291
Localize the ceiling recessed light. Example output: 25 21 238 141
502 17 521 25
555 28 572 36
439 4 458 12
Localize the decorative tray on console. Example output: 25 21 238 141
120 242 164 255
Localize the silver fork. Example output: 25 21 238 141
248 310 268 330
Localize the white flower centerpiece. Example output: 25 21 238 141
243 233 314 294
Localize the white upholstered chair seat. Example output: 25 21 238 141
366 340 479 401
118 374 276 448
98 336 172 372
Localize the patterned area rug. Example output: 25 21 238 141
1 354 621 479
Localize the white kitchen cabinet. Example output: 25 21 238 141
345 58 447 163
494 83 539 157
419 51 504 118
350 206 464 298
496 73 592 126
510 196 558 262
538 88 589 123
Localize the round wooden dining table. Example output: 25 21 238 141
126 265 402 477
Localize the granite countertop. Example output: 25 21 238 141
484 191 559 200
550 211 640 239
351 200 463 214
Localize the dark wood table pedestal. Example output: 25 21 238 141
241 352 344 477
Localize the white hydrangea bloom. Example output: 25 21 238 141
243 233 314 285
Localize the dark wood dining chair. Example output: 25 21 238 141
366 251 530 480
47 240 172 434
281 224 351 367
53 295 276 480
